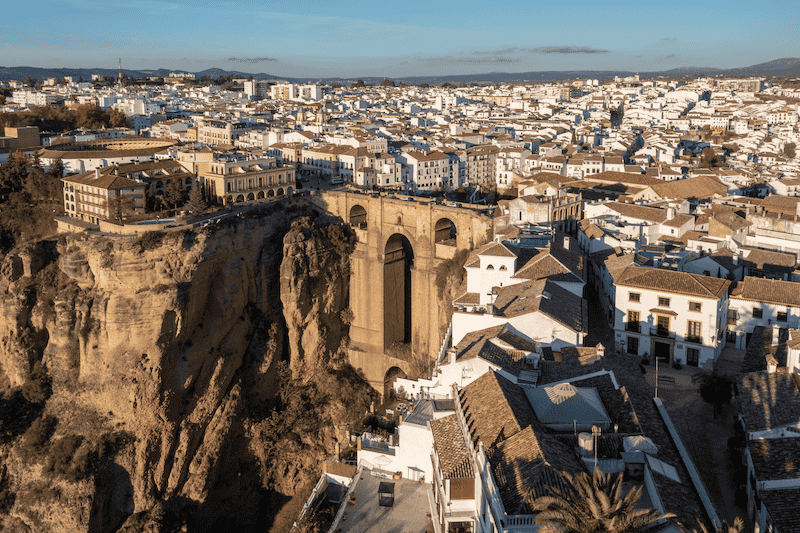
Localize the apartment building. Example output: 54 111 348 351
243 80 270 100
399 150 452 190
200 155 295 205
614 266 730 368
197 119 249 146
62 167 145 224
727 277 800 349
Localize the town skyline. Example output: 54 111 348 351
3 0 799 78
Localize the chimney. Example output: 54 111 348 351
772 324 780 346
449 348 456 365
95 168 100 180
595 343 605 358
563 235 570 249
733 254 739 266
766 354 778 374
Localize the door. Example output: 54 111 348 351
654 341 671 364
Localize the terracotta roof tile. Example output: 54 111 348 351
430 414 473 479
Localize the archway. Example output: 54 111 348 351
235 194 244 202
384 366 408 401
246 192 255 201
256 191 265 199
434 217 457 245
277 188 285 196
349 205 367 228
287 186 293 195
384 233 414 349
267 189 275 197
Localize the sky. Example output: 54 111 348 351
1 0 798 78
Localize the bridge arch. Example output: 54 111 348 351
349 204 367 228
384 233 415 349
433 217 457 246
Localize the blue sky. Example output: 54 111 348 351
1 0 798 78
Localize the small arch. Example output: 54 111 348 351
434 217 457 245
277 188 284 196
267 189 275 197
225 195 233 204
256 191 265 199
486 264 494 270
349 205 367 228
246 192 255 201
384 366 408 400
184 177 192 186
155 180 164 188
287 186 293 195
499 265 507 271
235 194 244 203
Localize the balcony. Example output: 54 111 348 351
685 335 702 344
650 327 675 339
625 323 641 333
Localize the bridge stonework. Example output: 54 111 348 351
309 192 492 392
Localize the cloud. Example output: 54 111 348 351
661 37 677 42
665 54 677 59
425 55 519 64
226 56 278 63
530 46 609 54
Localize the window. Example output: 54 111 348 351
656 315 671 335
687 321 702 343
753 308 763 319
627 311 640 332
627 336 639 355
486 265 494 271
689 302 702 312
777 311 788 322
658 297 671 307
629 292 640 302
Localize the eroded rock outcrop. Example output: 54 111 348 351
0 208 371 533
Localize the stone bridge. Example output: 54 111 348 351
307 191 493 394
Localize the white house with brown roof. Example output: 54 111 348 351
614 266 730 368
727 277 800 349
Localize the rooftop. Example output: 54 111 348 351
336 469 431 533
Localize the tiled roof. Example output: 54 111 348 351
747 437 800 481
606 202 668 223
512 249 582 284
489 425 585 513
430 414 473 479
738 370 800 433
478 242 517 258
615 266 730 299
742 248 796 271
458 371 535 449
712 211 750 232
453 292 480 305
492 279 587 333
734 277 800 307
648 176 728 201
761 488 800 533
740 326 788 373
453 325 533 376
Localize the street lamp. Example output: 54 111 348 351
619 339 625 355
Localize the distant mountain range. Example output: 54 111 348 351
2 58 799 85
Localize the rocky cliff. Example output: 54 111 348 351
0 209 372 532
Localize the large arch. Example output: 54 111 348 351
384 366 408 400
235 194 245 202
433 217 457 245
349 204 367 228
256 191 265 199
277 188 285 196
246 192 255 201
267 189 275 197
384 233 414 349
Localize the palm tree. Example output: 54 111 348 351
530 468 675 533
686 517 743 533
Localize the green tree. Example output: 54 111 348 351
165 177 188 209
530 469 675 533
698 373 734 418
25 76 37 88
351 79 365 88
441 82 456 88
185 182 206 214
379 79 396 87
106 194 136 223
700 147 724 168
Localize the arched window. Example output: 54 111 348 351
499 265 507 271
486 265 495 270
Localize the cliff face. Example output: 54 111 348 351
0 210 368 533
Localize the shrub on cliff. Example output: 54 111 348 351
0 362 52 444
135 231 165 252
435 248 470 298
